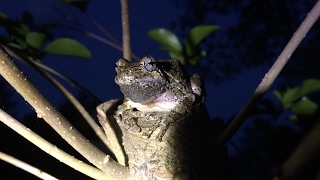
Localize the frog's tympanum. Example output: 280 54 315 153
114 56 205 141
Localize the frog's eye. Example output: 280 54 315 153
144 56 157 71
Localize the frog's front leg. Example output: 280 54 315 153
141 110 190 142
118 109 142 132
154 116 174 141
140 116 167 141
123 116 141 132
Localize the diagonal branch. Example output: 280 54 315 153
4 46 113 150
4 46 102 103
87 16 123 47
0 46 133 179
217 0 320 144
0 109 110 179
0 151 58 180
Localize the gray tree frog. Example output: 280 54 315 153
114 56 205 141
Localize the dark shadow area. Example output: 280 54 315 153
171 0 320 83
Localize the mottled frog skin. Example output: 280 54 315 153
114 56 205 141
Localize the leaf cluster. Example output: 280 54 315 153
274 79 320 123
147 25 218 65
0 11 91 61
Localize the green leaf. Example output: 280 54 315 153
9 23 29 37
11 35 28 49
184 25 219 56
291 97 318 117
7 42 24 50
43 38 91 58
288 115 298 123
188 49 206 65
26 32 47 50
0 11 7 21
273 90 282 101
282 79 320 109
169 51 184 63
148 28 182 54
299 78 320 95
281 87 299 109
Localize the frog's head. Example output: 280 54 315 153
115 56 168 104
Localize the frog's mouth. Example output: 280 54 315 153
126 89 177 112
119 81 166 104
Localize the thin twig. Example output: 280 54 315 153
4 46 102 104
55 3 140 60
0 46 133 179
88 16 123 46
120 0 131 60
217 0 320 144
86 31 126 52
0 151 58 180
87 31 140 60
0 109 111 180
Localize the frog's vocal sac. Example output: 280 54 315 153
114 55 205 141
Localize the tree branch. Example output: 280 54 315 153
4 46 112 150
0 151 58 180
120 0 131 60
0 109 110 179
217 0 320 144
0 46 133 179
4 46 102 104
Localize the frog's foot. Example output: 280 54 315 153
141 118 171 142
155 119 171 141
141 127 156 139
122 117 141 132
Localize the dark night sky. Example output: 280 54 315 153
0 0 287 162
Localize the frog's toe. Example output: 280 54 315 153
142 131 152 139
129 124 141 132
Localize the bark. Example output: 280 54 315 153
97 100 235 180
